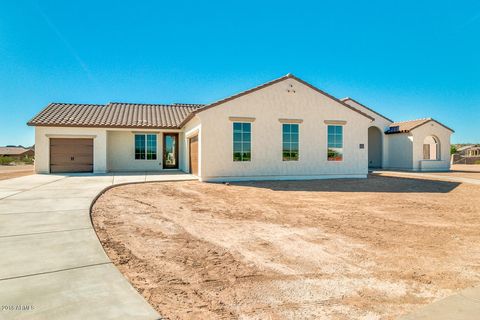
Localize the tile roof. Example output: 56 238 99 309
385 118 454 134
27 103 205 129
0 147 33 155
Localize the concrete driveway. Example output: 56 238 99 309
0 172 196 320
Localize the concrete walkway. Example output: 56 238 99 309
373 170 480 186
399 286 480 319
0 171 196 320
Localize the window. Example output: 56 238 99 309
282 123 299 161
423 135 439 160
135 134 157 160
327 125 343 161
233 122 251 161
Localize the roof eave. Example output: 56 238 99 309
27 123 183 130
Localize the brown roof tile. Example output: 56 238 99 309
27 103 204 129
385 118 454 134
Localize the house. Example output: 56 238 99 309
27 74 454 181
452 145 480 164
0 146 35 160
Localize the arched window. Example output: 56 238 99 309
423 136 440 160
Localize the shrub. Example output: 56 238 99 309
450 145 458 155
475 160 480 165
0 156 14 165
22 157 34 165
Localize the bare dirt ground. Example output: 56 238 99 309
0 164 34 181
445 164 480 180
92 175 480 320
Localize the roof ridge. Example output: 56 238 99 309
178 73 375 127
108 102 205 107
50 102 105 107
392 117 432 124
341 97 393 123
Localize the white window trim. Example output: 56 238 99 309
232 122 252 162
134 133 158 161
282 122 300 161
326 124 344 162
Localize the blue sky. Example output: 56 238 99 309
0 0 479 146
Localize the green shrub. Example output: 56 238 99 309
0 156 14 165
475 160 480 165
22 157 34 165
450 145 458 155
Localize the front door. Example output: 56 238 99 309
163 133 179 169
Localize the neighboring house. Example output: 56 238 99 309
27 74 454 181
452 145 480 164
0 146 35 160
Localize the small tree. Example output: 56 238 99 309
450 145 458 155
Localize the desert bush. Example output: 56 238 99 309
22 157 34 165
0 156 14 165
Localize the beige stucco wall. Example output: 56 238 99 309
106 128 185 172
108 130 161 171
34 126 107 173
411 121 452 171
196 78 372 181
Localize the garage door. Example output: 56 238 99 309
50 138 93 173
189 135 198 175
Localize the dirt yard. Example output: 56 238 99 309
0 164 34 181
92 175 480 320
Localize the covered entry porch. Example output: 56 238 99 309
106 129 199 175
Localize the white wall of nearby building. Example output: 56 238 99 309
196 78 372 181
386 133 414 169
411 121 452 171
34 126 107 173
342 99 393 168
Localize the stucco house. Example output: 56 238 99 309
27 74 454 181
0 146 35 160
452 145 480 164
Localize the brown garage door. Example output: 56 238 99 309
50 138 93 173
189 135 198 175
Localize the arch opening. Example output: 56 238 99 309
423 135 440 160
368 126 383 168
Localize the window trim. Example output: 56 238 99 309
326 124 344 162
282 123 299 161
134 133 158 161
232 122 252 162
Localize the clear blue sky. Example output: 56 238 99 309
1 0 479 146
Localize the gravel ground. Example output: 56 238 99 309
0 164 34 181
92 174 480 320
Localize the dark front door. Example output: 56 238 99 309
163 133 179 169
